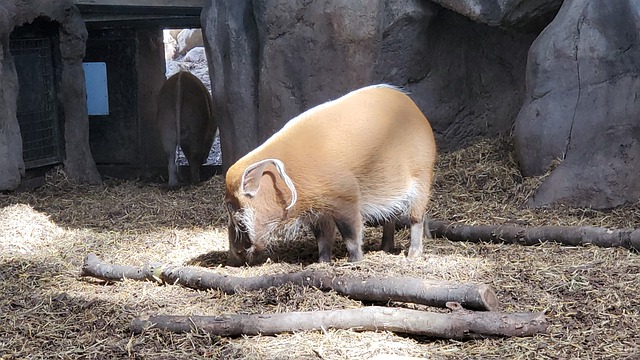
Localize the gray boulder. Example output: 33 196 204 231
514 0 640 208
176 29 204 57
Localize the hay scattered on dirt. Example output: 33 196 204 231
0 203 63 255
1 137 639 359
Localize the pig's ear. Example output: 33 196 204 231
240 159 297 210
241 160 270 197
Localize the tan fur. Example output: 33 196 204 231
225 85 436 265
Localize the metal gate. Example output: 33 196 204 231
10 24 63 169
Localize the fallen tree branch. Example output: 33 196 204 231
130 306 547 340
430 220 640 251
80 253 498 311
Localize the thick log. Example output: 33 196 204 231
130 306 547 340
80 253 498 311
430 220 640 251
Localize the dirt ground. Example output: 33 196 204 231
1 138 639 359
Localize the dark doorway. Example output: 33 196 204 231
10 19 64 169
84 28 139 166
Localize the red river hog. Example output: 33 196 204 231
224 84 436 265
157 71 217 188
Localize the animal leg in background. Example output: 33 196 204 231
312 215 337 263
381 220 396 253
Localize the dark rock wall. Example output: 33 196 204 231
203 0 537 169
252 0 384 141
381 7 535 150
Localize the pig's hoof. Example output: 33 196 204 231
380 244 394 253
407 247 423 259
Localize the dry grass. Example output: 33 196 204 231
1 137 639 359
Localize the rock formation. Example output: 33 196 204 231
0 0 101 190
202 0 537 170
514 0 640 208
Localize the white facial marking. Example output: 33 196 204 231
234 206 256 241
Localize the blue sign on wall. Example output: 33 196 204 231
83 62 109 116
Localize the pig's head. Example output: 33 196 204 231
225 159 297 266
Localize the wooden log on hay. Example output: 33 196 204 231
80 253 498 311
430 220 640 251
130 306 547 340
